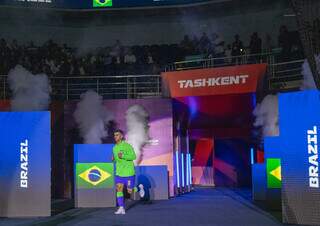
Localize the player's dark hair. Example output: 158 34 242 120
114 129 124 135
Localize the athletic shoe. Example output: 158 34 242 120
114 207 126 215
138 184 145 198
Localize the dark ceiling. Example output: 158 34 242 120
0 0 290 26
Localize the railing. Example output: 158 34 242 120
268 59 304 91
0 74 162 100
0 56 306 100
164 52 276 72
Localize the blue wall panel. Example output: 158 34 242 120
0 112 51 217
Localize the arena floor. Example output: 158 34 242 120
0 187 297 226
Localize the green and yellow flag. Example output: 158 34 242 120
76 163 114 189
267 158 282 188
93 0 113 7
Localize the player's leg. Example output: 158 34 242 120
138 184 145 198
126 176 135 199
127 176 145 199
115 177 125 214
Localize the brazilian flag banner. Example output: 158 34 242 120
267 158 282 188
93 0 113 7
76 163 114 189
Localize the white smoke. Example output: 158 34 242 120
126 104 150 165
8 65 51 111
74 90 113 144
300 55 320 90
253 95 279 137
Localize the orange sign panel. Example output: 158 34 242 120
162 64 267 97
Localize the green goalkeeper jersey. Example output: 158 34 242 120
113 140 136 177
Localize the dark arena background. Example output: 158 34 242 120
0 0 320 226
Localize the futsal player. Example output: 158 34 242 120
112 129 145 215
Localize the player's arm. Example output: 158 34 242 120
122 144 136 161
112 148 116 162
